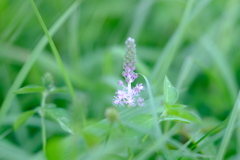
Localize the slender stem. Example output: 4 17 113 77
216 92 240 160
29 0 86 127
127 82 131 95
103 123 113 147
40 91 48 154
0 128 12 140
118 121 134 158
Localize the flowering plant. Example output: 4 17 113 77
113 37 145 107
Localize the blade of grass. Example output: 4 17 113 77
133 124 179 160
176 56 193 90
128 0 155 39
0 1 81 126
216 92 240 160
151 0 195 88
0 129 12 140
200 36 238 103
0 44 92 90
140 74 162 139
172 130 200 159
29 0 86 128
29 0 76 102
68 8 80 69
190 120 227 151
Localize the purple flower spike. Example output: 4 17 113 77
112 37 145 107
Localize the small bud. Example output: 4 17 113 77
118 81 123 86
105 107 119 123
42 72 55 91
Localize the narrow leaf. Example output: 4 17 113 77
171 104 187 109
50 87 68 94
14 110 36 131
13 85 44 94
167 108 201 124
164 76 178 104
216 92 240 160
160 115 191 123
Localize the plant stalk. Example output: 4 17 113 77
40 91 48 154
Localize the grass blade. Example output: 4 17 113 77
216 91 240 160
29 0 77 102
140 74 162 139
128 0 155 39
200 36 238 104
0 1 81 126
151 0 195 88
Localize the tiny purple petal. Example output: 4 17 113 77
118 80 123 86
136 83 144 90
125 97 136 107
115 90 127 100
137 97 145 107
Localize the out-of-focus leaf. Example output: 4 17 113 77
13 85 44 94
167 108 201 124
50 87 68 94
100 154 125 160
159 115 191 123
45 107 73 134
164 76 178 104
14 110 36 131
46 136 68 160
81 130 101 147
171 104 187 109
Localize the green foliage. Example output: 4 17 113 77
45 107 73 134
166 107 200 124
14 110 36 131
163 76 200 124
1 0 240 159
13 85 45 94
164 76 178 104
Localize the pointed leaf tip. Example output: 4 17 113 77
164 76 178 104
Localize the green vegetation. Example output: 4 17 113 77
1 0 240 159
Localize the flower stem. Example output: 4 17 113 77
127 83 131 93
40 91 48 154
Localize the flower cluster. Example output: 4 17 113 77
113 37 145 107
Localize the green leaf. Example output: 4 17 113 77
14 110 36 131
171 104 187 109
81 130 101 147
167 108 201 124
50 87 68 94
13 85 44 94
164 76 178 104
45 107 73 134
160 115 191 123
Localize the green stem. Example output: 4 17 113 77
40 91 48 154
0 1 81 127
104 123 113 147
29 0 75 99
28 0 86 126
118 121 134 158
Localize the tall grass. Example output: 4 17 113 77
0 0 240 159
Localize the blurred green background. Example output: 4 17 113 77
0 0 240 159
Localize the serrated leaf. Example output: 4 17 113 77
14 110 36 131
13 85 44 94
46 107 73 134
167 108 201 124
164 76 178 104
159 115 191 123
